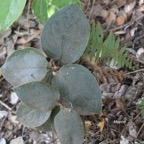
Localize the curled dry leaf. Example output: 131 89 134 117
8 114 19 124
136 48 144 59
116 15 126 26
124 0 136 13
118 10 127 20
115 0 126 8
130 27 137 36
106 11 116 25
99 9 109 20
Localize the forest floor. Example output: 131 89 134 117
0 0 144 144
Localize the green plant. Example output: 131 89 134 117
0 5 102 144
32 0 80 25
0 0 80 31
0 0 27 32
84 23 132 68
140 96 144 119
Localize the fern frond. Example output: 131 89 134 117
84 23 104 62
140 99 144 119
84 23 132 68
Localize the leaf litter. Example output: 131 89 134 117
0 0 144 144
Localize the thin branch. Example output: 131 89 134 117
126 68 144 75
137 123 144 138
107 14 144 32
0 100 12 111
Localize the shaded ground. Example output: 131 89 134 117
0 0 144 144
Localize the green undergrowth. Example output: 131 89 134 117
84 23 133 69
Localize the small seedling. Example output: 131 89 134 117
0 4 102 144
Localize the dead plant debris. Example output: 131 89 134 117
0 0 144 144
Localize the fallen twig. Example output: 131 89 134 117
0 100 12 111
137 123 144 138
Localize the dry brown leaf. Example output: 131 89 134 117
106 11 116 25
85 120 92 134
101 0 110 4
118 10 127 20
99 9 109 19
89 4 103 18
16 29 40 45
110 4 119 14
116 15 126 26
115 98 126 109
116 0 126 8
8 115 19 124
124 0 136 13
16 37 27 45
98 112 105 133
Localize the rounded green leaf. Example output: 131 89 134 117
32 0 48 25
1 48 48 87
0 0 26 32
36 116 52 131
41 4 90 63
52 64 102 115
51 0 80 10
17 102 51 127
54 108 84 144
36 106 60 132
15 82 60 111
